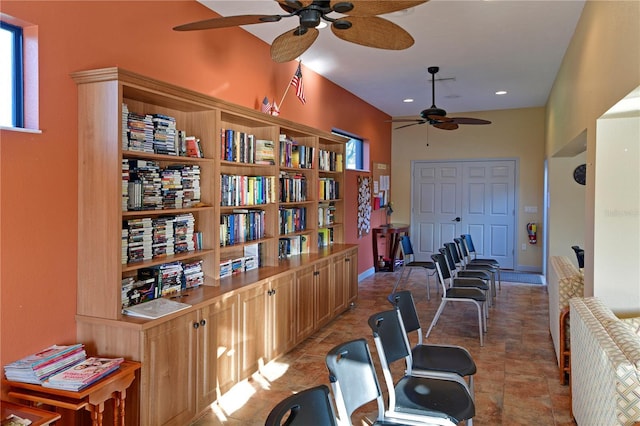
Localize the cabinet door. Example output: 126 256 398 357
331 254 348 317
239 283 269 379
143 311 198 426
295 264 315 342
346 248 359 304
268 272 296 360
315 259 332 329
201 294 240 403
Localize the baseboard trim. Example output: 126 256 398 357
359 267 375 282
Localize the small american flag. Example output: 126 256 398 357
290 63 306 105
271 101 280 116
261 96 272 113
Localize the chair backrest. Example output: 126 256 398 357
388 290 423 344
462 234 477 254
571 245 585 268
453 238 470 264
432 253 455 297
368 309 412 366
326 339 386 424
441 245 459 275
445 242 463 266
399 235 415 261
265 384 337 426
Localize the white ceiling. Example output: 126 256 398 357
196 0 585 118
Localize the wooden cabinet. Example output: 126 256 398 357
72 68 358 426
141 294 239 426
346 247 359 305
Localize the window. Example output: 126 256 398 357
333 130 364 171
1 21 24 128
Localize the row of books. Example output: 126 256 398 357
278 235 310 259
220 129 275 165
319 177 340 201
220 174 277 207
122 213 198 264
318 203 336 227
220 243 260 278
123 160 201 212
318 227 335 248
279 171 307 203
318 150 344 172
122 104 203 158
121 259 204 308
279 135 314 169
279 207 307 235
220 209 266 247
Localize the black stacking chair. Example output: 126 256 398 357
264 385 337 426
393 235 436 299
454 237 501 292
427 253 487 346
326 339 442 426
388 290 477 397
368 310 475 425
460 234 502 289
442 244 493 305
571 245 585 269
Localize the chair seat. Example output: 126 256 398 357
457 270 491 280
472 258 499 265
411 345 477 377
446 287 486 302
405 260 435 269
452 278 489 291
394 375 475 423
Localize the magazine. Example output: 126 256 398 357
42 357 124 391
123 297 191 319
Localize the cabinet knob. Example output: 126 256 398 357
200 319 206 327
345 258 350 263
193 322 200 329
272 289 276 295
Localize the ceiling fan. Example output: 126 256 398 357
173 1 428 63
391 66 492 130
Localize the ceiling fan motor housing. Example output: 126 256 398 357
421 107 447 120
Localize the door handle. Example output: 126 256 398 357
452 217 461 222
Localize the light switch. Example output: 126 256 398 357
524 206 538 213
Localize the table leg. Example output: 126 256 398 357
88 402 104 426
115 390 126 426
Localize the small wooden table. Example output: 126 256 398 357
372 223 410 272
5 360 140 426
1 400 61 426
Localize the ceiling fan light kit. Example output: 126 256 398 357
173 1 428 63
391 66 493 130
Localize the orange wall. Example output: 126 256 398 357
0 1 391 368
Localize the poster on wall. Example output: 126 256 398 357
357 175 371 238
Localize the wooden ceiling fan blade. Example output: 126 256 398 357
173 15 280 31
395 121 426 129
433 122 459 130
450 117 492 125
426 114 453 123
271 27 319 63
331 16 414 50
333 1 428 16
276 0 311 13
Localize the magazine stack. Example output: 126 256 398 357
3 344 86 385
43 357 125 391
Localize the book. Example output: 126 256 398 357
2 415 32 426
122 297 191 319
42 357 125 391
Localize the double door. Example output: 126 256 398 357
412 160 516 268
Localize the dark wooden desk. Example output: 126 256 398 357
372 223 409 272
1 400 61 425
5 360 140 426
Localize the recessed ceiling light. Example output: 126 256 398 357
403 98 414 103
495 90 507 95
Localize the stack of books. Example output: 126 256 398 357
3 344 86 385
42 357 124 391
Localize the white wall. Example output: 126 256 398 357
593 112 640 313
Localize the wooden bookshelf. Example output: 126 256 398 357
72 67 357 426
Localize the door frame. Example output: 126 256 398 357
410 158 520 269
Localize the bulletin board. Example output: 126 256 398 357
372 162 390 210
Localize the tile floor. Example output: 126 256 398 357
192 270 575 425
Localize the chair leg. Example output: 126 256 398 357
475 301 485 347
425 300 447 339
424 270 431 301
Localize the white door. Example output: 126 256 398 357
411 160 516 269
